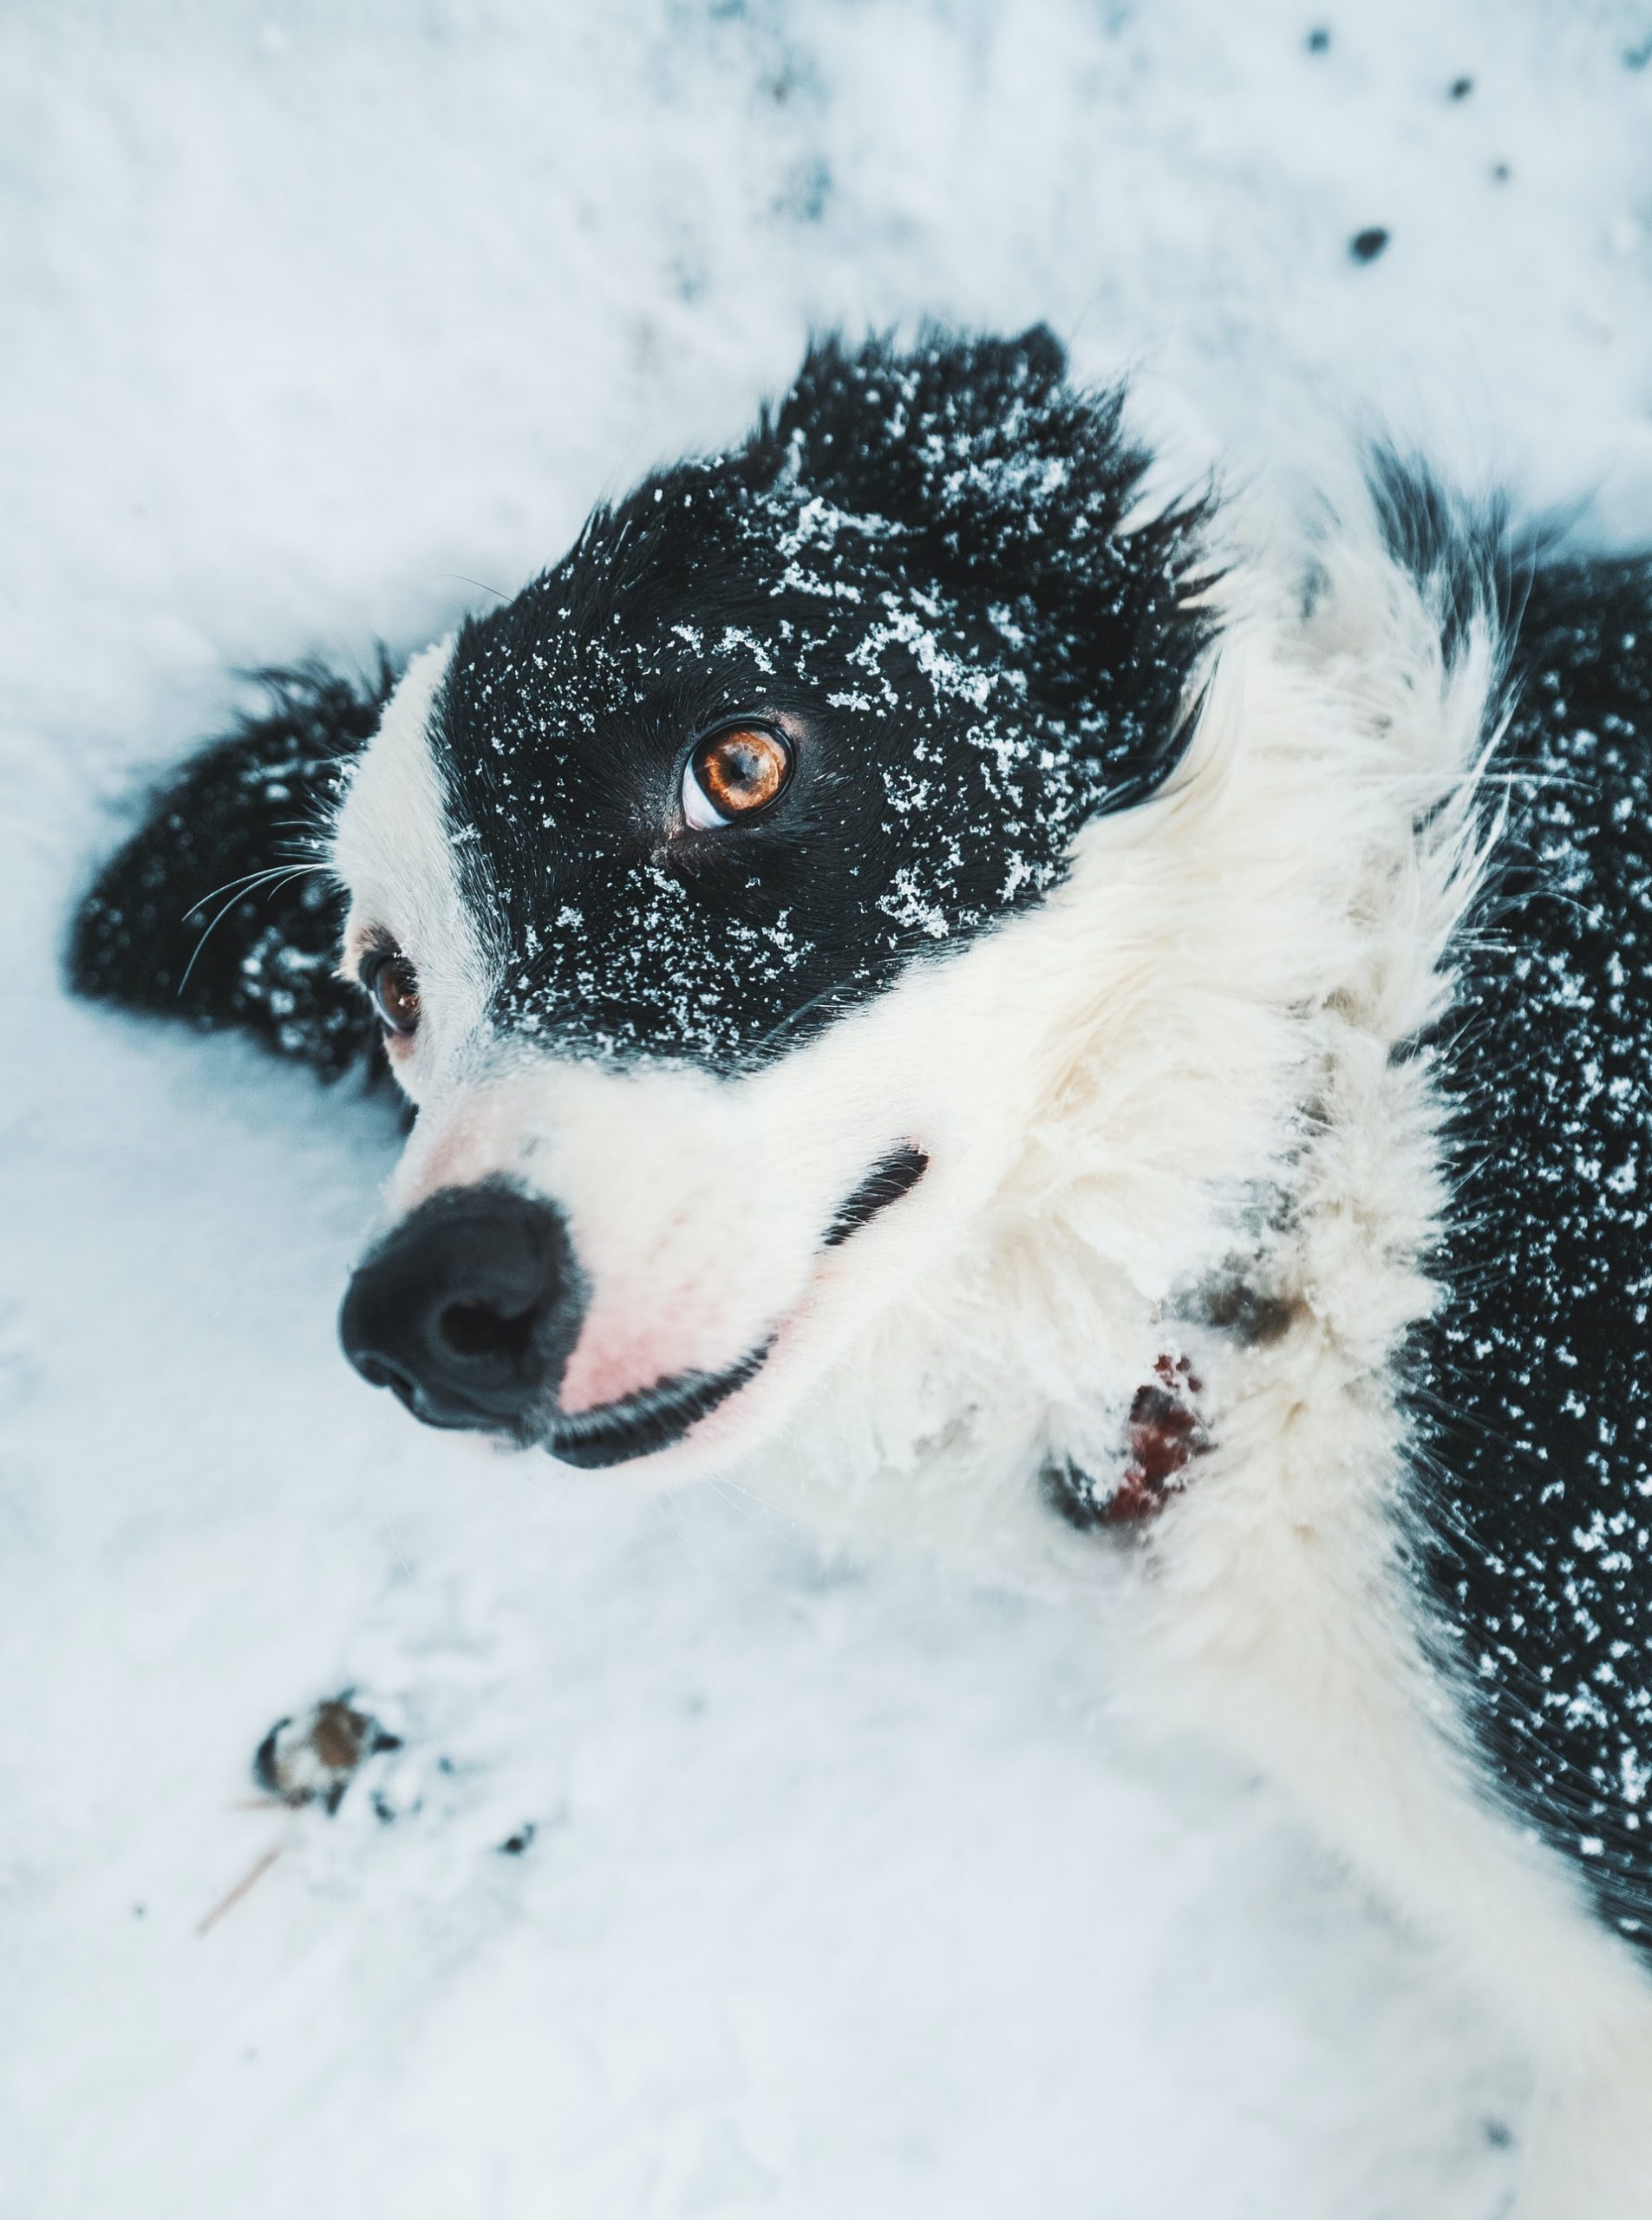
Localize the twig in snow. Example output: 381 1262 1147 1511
196 1845 284 1937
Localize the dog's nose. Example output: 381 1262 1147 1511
338 1183 584 1433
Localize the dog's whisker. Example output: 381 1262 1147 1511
176 866 325 994
441 573 510 602
181 859 328 922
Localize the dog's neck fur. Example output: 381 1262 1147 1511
754 514 1494 1586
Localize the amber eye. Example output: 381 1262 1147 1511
682 724 793 828
362 946 421 1036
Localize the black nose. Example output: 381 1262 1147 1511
338 1182 584 1434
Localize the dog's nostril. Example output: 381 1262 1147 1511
438 1298 535 1360
356 1354 421 1411
339 1182 584 1433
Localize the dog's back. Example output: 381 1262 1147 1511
1420 546 1652 1951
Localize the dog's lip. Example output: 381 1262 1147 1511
539 1139 929 1470
822 1142 929 1247
542 1342 772 1469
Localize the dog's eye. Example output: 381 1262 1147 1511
362 946 421 1037
682 725 793 828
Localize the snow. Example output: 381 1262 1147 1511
3 2 1649 2212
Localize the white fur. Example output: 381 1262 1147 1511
331 497 1652 2214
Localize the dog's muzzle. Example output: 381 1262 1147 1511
339 1181 584 1439
338 1180 768 1466
339 1144 929 1465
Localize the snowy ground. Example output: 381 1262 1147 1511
3 4 1651 2215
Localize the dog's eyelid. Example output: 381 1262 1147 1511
356 937 421 1038
345 924 399 983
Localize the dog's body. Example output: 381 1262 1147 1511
73 330 1652 2213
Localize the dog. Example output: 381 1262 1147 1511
72 326 1652 2215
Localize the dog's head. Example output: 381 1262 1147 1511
331 328 1208 1473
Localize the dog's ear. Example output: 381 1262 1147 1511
769 323 1081 556
762 326 1209 763
69 661 395 1082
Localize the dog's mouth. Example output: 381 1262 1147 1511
541 1143 929 1469
821 1143 929 1246
543 1342 773 1468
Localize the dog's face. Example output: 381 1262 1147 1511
331 330 1206 1472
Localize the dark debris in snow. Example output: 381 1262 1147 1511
253 1695 403 1815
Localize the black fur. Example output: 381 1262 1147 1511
72 331 1206 1081
69 662 394 1081
1416 543 1652 1949
432 326 1210 1068
1368 443 1512 670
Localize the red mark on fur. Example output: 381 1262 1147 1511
1107 1355 1208 1525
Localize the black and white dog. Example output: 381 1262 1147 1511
73 329 1652 2214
